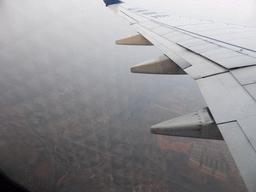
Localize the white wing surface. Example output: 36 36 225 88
103 0 256 191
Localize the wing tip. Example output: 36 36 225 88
103 0 123 6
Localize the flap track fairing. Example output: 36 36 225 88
151 108 223 140
130 55 187 75
116 33 153 45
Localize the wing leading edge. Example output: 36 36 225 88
103 1 256 191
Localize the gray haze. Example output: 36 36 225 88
0 0 248 191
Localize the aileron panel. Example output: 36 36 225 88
218 122 256 192
196 72 256 123
201 48 256 68
231 66 256 85
244 83 256 101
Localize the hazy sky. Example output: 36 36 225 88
0 0 206 118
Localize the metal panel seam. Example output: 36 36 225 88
216 120 237 125
122 6 256 54
229 71 256 102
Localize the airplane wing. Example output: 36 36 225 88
103 0 256 191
